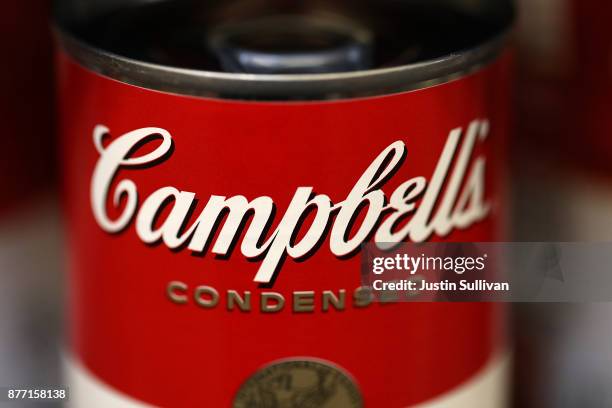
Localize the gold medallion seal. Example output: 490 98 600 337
234 359 363 408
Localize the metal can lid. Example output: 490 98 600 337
55 0 515 100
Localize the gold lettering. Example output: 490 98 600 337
227 290 251 312
261 292 285 313
194 286 220 308
322 290 346 312
293 291 315 313
353 286 373 308
167 281 188 304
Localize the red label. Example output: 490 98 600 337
58 51 511 407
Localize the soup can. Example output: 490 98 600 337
55 1 514 406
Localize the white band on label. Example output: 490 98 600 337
415 351 510 408
65 351 509 408
64 355 153 408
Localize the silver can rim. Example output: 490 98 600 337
55 25 512 101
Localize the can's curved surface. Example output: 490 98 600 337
56 1 514 406
55 0 513 100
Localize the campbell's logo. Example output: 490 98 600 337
90 120 491 284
